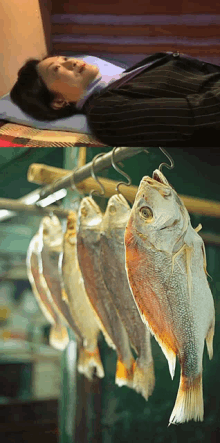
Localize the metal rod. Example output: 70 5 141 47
0 199 70 218
39 147 144 200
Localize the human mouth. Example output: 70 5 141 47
79 63 86 73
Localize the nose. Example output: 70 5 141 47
61 59 77 70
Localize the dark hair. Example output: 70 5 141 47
10 57 79 121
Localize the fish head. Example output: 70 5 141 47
78 197 103 230
103 193 131 233
39 215 63 252
128 169 189 253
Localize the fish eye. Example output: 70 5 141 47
109 205 116 214
139 206 153 220
43 228 49 235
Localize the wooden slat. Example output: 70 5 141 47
51 24 220 39
51 1 220 15
52 42 220 58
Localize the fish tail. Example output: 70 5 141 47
169 372 203 425
133 359 155 400
77 346 105 380
206 320 215 360
49 323 69 351
115 357 135 389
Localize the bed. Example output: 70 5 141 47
0 120 107 148
0 55 127 148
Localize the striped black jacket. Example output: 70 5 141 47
83 52 220 148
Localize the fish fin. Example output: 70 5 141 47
133 359 155 400
169 373 203 425
115 358 135 388
195 223 202 233
77 346 105 380
91 314 116 351
49 323 69 351
61 288 69 303
206 320 215 360
160 344 176 380
172 244 193 300
137 312 176 380
201 242 213 281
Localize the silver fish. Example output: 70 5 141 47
27 232 69 351
100 193 155 400
125 169 215 424
59 210 104 380
38 215 83 341
77 196 135 388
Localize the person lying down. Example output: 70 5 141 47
10 52 220 147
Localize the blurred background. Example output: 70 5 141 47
0 147 219 443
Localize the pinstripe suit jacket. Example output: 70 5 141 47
83 52 220 148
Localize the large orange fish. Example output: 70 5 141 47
125 169 215 424
26 232 69 351
77 196 135 388
59 210 104 380
100 193 155 400
38 215 83 341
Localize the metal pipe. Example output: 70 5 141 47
0 147 145 222
0 198 70 218
38 147 145 200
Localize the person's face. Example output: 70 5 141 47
37 56 100 109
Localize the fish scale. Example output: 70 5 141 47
125 169 215 425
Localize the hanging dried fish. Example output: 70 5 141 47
27 232 69 351
125 169 215 425
77 196 135 388
38 215 83 341
59 210 104 380
100 193 155 400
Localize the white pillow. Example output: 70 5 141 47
0 55 127 134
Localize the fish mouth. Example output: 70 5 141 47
114 193 127 205
152 169 170 185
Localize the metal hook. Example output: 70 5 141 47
89 153 105 198
69 167 83 209
158 147 175 172
111 147 132 195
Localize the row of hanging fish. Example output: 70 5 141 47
26 168 215 426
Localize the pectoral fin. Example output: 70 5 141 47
171 244 193 300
